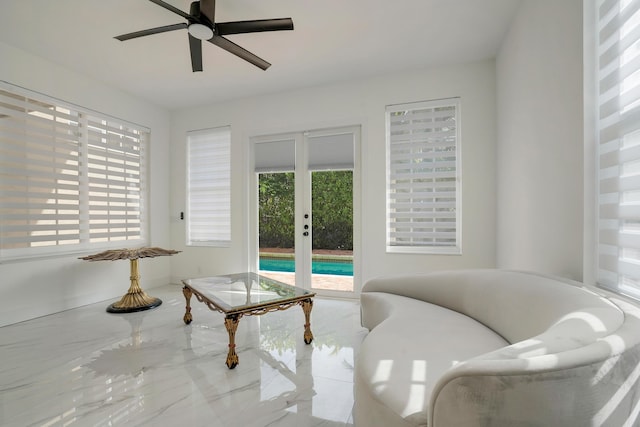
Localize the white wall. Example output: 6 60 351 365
0 42 172 326
583 0 598 287
170 59 498 289
496 0 584 280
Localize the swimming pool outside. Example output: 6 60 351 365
259 257 353 276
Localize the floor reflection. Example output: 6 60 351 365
178 300 359 426
0 284 364 426
85 312 178 378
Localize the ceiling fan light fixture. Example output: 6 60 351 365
188 23 213 40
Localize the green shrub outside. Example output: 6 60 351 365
259 171 353 251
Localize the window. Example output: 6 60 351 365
0 82 149 261
186 126 231 247
386 98 461 254
595 0 640 299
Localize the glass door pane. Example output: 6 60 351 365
310 170 354 292
258 172 296 287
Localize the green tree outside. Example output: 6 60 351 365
259 171 353 251
311 170 353 250
259 172 295 248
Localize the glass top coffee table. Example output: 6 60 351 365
181 272 316 369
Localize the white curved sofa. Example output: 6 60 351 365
354 270 640 427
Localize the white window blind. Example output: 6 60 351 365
85 115 147 245
254 139 295 172
596 0 640 299
253 131 355 173
0 82 149 261
186 126 231 246
307 132 354 171
386 98 461 254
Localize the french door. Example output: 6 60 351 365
250 126 359 296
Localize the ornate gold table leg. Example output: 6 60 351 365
183 286 193 325
107 258 162 313
301 299 314 344
225 314 242 369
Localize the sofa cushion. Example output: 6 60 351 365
356 292 509 426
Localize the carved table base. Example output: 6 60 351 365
224 315 241 369
301 299 314 344
106 259 162 313
182 283 314 369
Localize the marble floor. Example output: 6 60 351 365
0 284 367 427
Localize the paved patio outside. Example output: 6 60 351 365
259 270 354 292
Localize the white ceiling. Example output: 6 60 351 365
0 0 522 110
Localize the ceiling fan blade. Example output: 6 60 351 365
216 18 294 35
208 35 271 70
189 34 203 72
200 0 216 24
147 0 192 20
115 23 187 41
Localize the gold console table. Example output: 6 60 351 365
80 247 181 313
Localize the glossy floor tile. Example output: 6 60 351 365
0 284 366 427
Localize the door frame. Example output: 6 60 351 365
248 125 361 297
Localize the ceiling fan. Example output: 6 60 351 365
114 0 294 71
